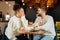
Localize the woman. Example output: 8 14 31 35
33 6 56 40
5 4 28 40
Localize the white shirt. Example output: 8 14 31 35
32 15 56 38
5 16 28 40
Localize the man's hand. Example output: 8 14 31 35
38 18 44 25
38 30 45 34
34 26 40 30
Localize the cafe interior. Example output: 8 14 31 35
0 0 60 40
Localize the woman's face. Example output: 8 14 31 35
18 8 24 17
37 8 44 15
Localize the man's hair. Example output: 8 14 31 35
37 6 47 11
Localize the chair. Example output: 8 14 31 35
2 25 9 40
0 27 2 40
54 26 58 40
39 26 58 40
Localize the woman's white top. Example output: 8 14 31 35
5 16 28 40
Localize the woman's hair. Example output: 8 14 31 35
13 4 23 11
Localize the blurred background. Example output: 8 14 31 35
0 0 60 40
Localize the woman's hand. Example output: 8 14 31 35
20 26 24 30
19 29 28 34
21 12 25 16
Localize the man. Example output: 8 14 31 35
33 6 56 40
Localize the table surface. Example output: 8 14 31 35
19 30 45 35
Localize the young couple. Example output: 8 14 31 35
5 4 56 40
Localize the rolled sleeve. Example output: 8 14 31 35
21 16 28 30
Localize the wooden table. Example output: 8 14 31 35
19 30 45 35
20 30 43 39
19 30 45 40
